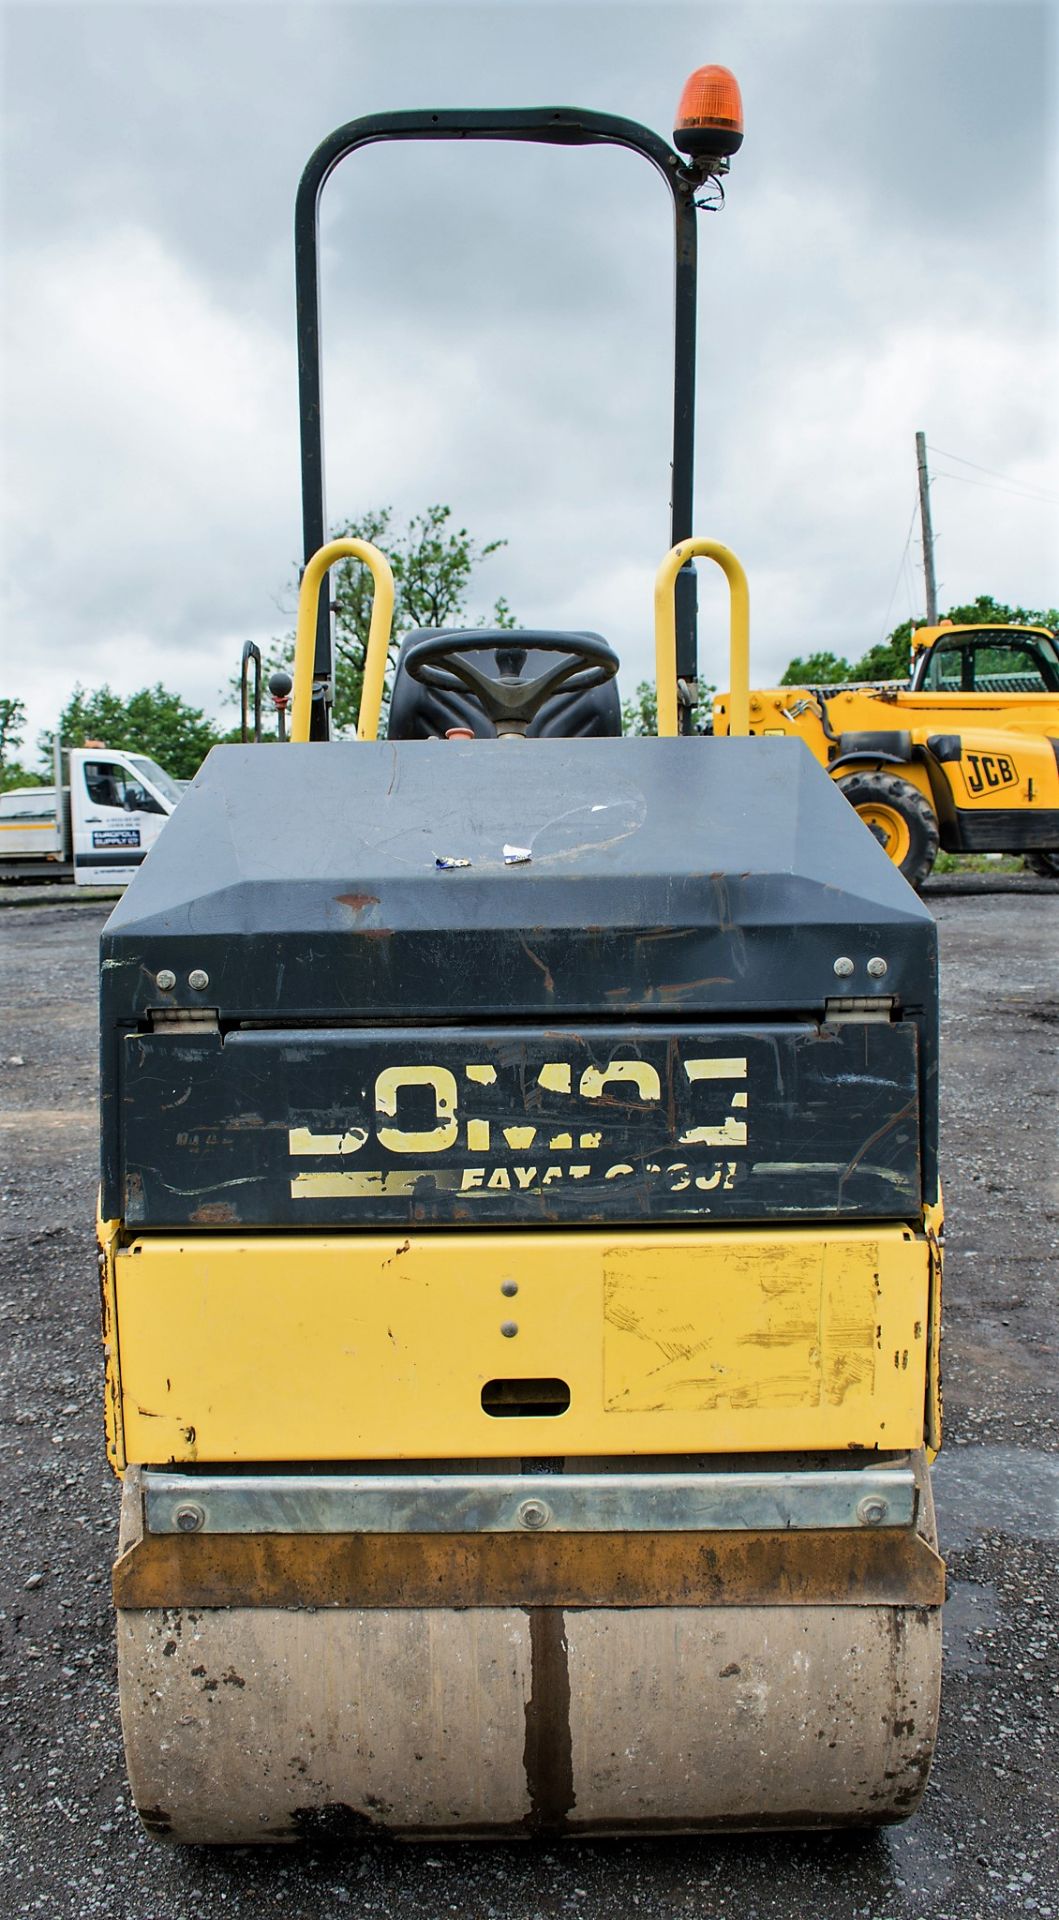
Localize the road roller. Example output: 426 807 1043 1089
98 69 945 1842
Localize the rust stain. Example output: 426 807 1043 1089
518 939 555 995
189 1202 239 1225
335 892 391 937
381 1238 412 1268
657 978 733 1002
97 1258 112 1342
112 1527 946 1612
838 1098 917 1194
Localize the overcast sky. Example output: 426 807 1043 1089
2 0 1056 757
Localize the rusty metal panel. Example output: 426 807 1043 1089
111 1520 945 1611
116 1019 920 1228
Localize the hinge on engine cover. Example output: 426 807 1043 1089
824 997 896 1023
147 1008 220 1033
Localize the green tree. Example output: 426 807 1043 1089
620 679 714 735
0 697 25 770
933 593 1058 632
620 680 658 736
779 651 856 687
41 684 220 782
0 698 46 791
850 635 911 680
331 503 516 730
238 504 517 734
780 596 1059 689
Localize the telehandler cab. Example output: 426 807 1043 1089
99 68 946 1842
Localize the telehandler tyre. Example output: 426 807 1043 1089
837 770 939 888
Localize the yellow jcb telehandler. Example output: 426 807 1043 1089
713 619 1059 886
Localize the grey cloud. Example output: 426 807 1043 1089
2 1 1056 753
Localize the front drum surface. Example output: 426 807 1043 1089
117 1597 941 1842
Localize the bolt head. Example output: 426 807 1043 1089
188 969 210 992
518 1498 550 1530
500 1279 518 1298
155 968 176 992
500 1320 518 1339
833 956 855 978
174 1503 205 1533
857 1495 888 1528
867 956 888 978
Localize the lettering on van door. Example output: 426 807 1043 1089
91 828 141 848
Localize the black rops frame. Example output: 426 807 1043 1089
295 107 711 740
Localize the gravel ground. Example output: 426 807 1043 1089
0 889 1056 1920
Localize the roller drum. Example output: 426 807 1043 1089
115 1473 942 1843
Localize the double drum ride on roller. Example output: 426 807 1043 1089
99 65 945 1842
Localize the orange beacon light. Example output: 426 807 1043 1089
674 64 744 160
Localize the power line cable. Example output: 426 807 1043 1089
903 542 920 624
928 445 1058 503
931 467 1059 507
928 442 1058 491
879 495 920 642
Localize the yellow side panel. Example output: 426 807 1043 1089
115 1227 928 1464
97 1210 126 1473
924 1196 944 1455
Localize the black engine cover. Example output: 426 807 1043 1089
100 737 938 1225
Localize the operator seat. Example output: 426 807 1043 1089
387 628 624 739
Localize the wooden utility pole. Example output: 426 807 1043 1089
915 430 938 624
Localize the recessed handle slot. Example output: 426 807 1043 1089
481 1378 571 1419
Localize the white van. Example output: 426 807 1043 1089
0 747 181 885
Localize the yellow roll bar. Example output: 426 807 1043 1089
291 539 396 744
653 539 750 739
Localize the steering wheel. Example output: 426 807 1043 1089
402 631 619 732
